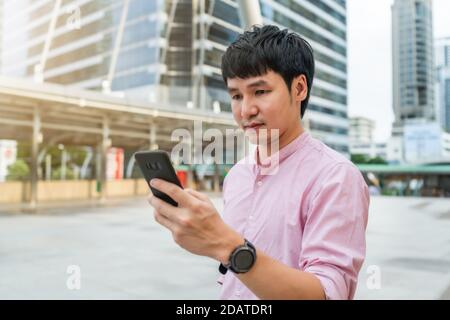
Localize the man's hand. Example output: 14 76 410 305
148 178 327 300
147 178 243 264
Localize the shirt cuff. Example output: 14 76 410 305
304 265 350 300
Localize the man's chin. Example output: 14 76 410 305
244 127 279 146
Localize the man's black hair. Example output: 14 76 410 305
221 25 315 119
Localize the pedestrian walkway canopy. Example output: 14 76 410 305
357 164 450 175
358 164 450 197
0 76 237 209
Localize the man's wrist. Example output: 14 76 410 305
216 232 245 265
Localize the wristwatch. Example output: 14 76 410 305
219 239 257 275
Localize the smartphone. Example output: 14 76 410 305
134 150 183 207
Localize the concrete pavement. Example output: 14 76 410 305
0 196 449 299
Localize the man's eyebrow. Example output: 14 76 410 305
247 80 269 88
227 80 269 93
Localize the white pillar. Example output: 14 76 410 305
237 0 263 30
45 154 51 181
30 107 41 210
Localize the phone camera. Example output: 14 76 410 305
146 162 162 170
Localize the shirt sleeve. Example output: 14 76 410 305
216 173 229 286
299 163 370 300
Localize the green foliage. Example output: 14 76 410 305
51 166 76 180
351 154 369 164
14 142 88 180
367 156 388 165
351 154 387 165
6 160 30 181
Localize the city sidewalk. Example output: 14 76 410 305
0 196 449 299
356 196 450 300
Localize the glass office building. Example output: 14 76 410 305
1 0 165 93
436 37 450 133
258 0 348 153
1 0 349 154
392 0 435 129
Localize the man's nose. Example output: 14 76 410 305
240 97 258 119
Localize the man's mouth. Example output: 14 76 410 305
244 123 265 130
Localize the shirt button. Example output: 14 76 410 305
236 291 241 297
257 181 262 186
249 215 253 220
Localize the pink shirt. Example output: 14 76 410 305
218 131 369 300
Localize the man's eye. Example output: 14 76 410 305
255 90 268 95
232 95 242 100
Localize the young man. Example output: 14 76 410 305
147 25 369 300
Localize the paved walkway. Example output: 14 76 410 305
0 196 449 299
356 196 450 300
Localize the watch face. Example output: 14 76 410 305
234 249 255 271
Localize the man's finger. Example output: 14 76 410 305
150 179 191 206
148 194 180 222
185 188 209 201
153 210 176 232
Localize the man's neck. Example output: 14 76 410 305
258 125 304 164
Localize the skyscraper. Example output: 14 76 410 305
1 0 166 94
349 117 375 145
256 0 349 154
1 0 349 154
435 37 450 132
392 0 435 130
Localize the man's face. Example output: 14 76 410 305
227 70 305 146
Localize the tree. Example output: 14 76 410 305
51 166 76 180
351 154 369 164
367 156 388 165
6 160 30 181
351 154 388 165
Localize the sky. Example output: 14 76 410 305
347 0 450 142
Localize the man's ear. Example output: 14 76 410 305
292 74 308 104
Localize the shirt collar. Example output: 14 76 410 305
252 131 311 175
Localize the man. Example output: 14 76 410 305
148 25 369 300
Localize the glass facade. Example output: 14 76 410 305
1 0 349 154
445 79 450 131
392 0 435 126
193 0 349 153
436 38 450 133
1 0 165 90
